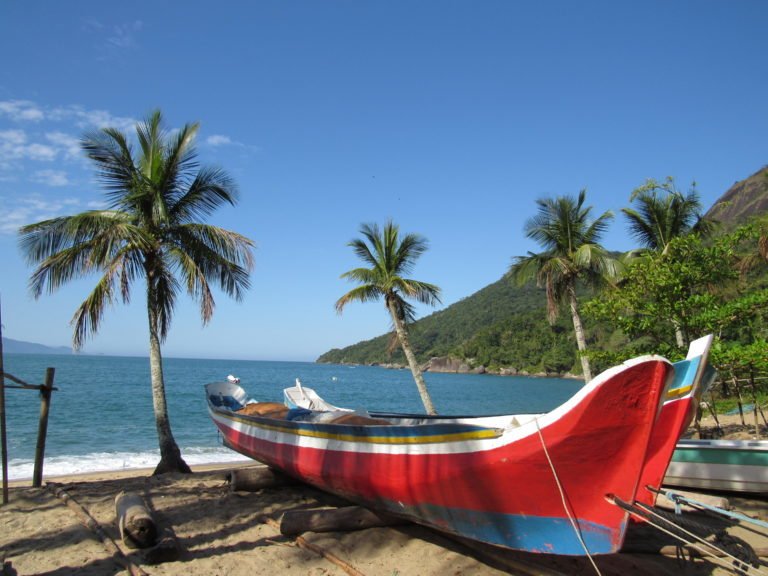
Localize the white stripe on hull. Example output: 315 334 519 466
664 461 768 493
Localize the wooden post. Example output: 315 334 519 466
0 301 8 505
32 367 55 488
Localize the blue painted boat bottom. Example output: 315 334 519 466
385 500 620 555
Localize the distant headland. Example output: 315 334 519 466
2 337 72 355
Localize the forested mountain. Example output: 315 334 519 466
318 166 768 373
317 271 615 374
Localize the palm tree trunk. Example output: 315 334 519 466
568 287 593 383
673 323 686 349
147 292 191 475
387 301 437 415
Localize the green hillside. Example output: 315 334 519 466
318 277 585 374
318 165 768 373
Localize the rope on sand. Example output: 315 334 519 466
46 482 149 576
261 516 367 576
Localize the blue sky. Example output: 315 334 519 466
1 1 766 361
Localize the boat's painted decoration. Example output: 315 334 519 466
635 335 715 505
207 357 673 555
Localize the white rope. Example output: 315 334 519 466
535 418 603 576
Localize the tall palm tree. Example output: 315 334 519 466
336 221 441 414
18 110 255 475
622 177 707 254
510 191 618 383
622 177 708 347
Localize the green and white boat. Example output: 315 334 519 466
664 439 768 493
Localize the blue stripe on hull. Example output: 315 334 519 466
380 500 620 555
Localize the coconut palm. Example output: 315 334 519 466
510 191 618 383
622 177 709 348
622 177 707 254
18 110 255 474
336 221 441 414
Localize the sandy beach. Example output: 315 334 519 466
1 414 766 576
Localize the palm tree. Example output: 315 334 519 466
622 177 707 254
622 177 709 347
18 110 255 475
510 191 618 383
336 221 441 414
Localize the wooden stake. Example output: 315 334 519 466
32 367 55 488
0 300 8 505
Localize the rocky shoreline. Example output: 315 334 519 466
331 355 581 379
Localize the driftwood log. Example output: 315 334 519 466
229 467 298 492
115 491 158 549
47 483 148 576
141 524 181 565
280 505 405 536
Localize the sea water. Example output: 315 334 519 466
1 353 581 480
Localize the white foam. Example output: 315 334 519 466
7 446 251 480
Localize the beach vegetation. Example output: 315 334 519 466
622 177 710 255
336 221 441 414
18 110 255 475
508 190 620 382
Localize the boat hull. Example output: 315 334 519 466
664 439 768 493
635 336 715 505
208 358 672 555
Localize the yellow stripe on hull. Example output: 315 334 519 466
222 412 502 445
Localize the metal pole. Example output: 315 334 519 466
0 299 8 504
32 367 55 488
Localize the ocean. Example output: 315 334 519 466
1 353 582 480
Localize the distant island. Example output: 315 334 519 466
2 337 72 355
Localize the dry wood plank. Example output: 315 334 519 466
280 505 405 536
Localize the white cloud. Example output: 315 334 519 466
25 143 57 162
0 129 54 164
0 100 138 132
206 134 233 147
0 194 81 235
0 129 27 146
0 100 45 122
202 133 260 154
108 20 143 49
46 131 81 160
31 169 70 187
48 104 137 132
